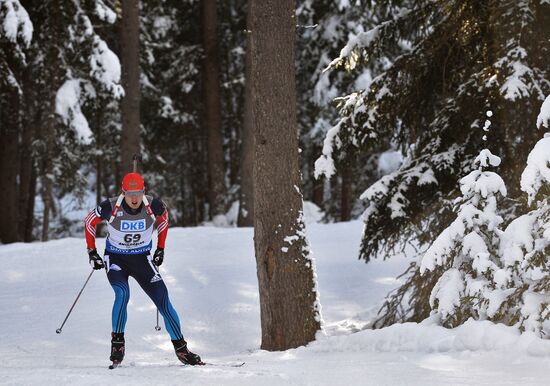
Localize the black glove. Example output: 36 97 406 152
88 248 105 270
153 248 164 266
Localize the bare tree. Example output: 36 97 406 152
249 0 322 351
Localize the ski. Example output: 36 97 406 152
107 361 244 369
108 361 121 369
202 361 245 368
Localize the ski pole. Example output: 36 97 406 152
154 262 161 331
56 269 95 334
155 309 161 331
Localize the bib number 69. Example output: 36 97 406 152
124 234 141 243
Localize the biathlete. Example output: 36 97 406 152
84 172 202 367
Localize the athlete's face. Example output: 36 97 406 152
124 191 144 209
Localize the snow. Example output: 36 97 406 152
90 35 124 98
499 213 536 267
324 9 410 71
474 149 501 168
302 201 324 224
314 120 342 179
377 150 403 175
212 214 229 227
500 61 531 101
1 221 550 384
55 79 94 144
353 70 373 91
419 221 464 273
94 0 116 24
536 95 550 129
497 46 532 101
520 137 550 204
1 0 33 46
430 268 464 318
459 170 507 198
338 28 379 66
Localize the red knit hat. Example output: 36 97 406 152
122 172 145 192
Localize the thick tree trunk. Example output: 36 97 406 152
201 0 226 220
0 89 20 243
120 0 141 175
250 0 322 351
237 7 254 227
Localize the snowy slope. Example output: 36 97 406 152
1 221 549 385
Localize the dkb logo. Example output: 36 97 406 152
121 220 146 232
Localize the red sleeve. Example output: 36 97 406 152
156 209 169 249
84 209 102 249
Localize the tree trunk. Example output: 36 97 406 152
340 165 352 221
120 0 141 175
0 88 20 243
250 0 322 351
201 0 226 220
312 177 324 209
18 71 36 241
237 5 254 227
42 7 61 242
96 106 103 204
42 88 56 242
23 162 37 242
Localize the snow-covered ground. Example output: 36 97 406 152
1 220 549 385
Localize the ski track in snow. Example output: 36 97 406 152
1 221 549 385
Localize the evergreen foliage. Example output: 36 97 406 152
316 0 550 261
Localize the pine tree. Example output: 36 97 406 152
0 0 32 243
495 102 550 336
297 0 392 221
139 0 205 225
376 110 509 327
315 1 550 261
420 139 507 327
22 0 122 240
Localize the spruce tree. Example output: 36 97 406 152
0 0 32 243
495 102 550 336
24 0 121 240
419 118 507 327
315 1 550 261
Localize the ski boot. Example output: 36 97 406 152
109 332 125 368
172 339 203 365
